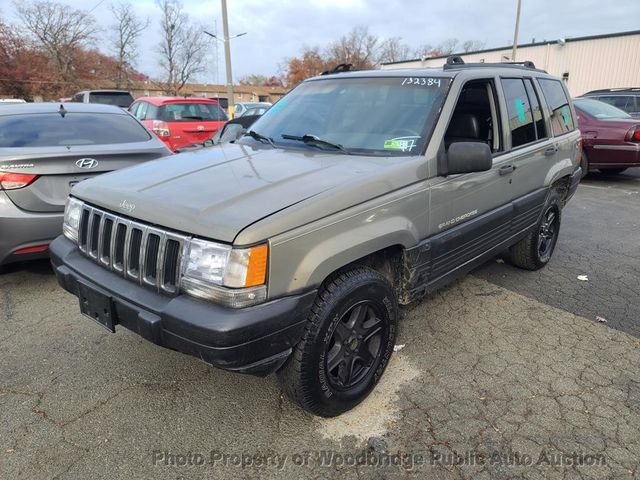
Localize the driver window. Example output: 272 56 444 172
444 80 502 154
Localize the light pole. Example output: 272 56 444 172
511 0 522 61
204 0 246 118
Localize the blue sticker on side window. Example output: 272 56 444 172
515 99 526 123
561 106 570 128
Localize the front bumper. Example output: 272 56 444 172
0 191 63 266
50 236 316 376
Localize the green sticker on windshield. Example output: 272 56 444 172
384 136 420 152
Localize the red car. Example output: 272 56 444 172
574 98 640 176
129 97 227 152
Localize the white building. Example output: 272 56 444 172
380 30 640 97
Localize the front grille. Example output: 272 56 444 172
77 203 189 294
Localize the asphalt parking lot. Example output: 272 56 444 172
1 171 639 480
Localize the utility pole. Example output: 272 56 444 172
511 0 522 61
221 0 235 117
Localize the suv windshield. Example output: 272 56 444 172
574 98 631 119
88 92 134 108
244 76 449 156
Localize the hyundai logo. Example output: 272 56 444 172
75 158 99 169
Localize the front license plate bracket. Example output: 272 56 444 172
77 282 117 333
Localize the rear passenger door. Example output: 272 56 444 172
500 76 556 238
537 78 580 181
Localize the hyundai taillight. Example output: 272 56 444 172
624 126 640 143
152 120 171 137
0 172 38 190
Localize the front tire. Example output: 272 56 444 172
580 151 590 178
508 190 562 271
277 267 398 417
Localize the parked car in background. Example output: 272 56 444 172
0 99 27 105
233 102 272 117
71 90 135 108
243 105 270 117
174 114 263 153
0 103 170 267
581 88 640 118
130 97 228 152
573 98 640 176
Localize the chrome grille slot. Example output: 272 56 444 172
126 228 143 279
88 212 101 259
78 209 90 250
74 202 189 295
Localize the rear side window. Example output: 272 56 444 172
538 79 575 136
158 103 227 122
0 113 151 147
597 95 633 113
501 78 537 148
88 92 134 108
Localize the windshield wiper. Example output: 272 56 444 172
281 134 350 154
245 130 275 147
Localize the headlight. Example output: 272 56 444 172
180 238 268 308
62 197 83 243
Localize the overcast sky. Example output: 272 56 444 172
4 0 639 83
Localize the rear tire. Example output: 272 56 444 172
580 151 590 178
600 168 627 175
508 190 562 271
277 267 398 417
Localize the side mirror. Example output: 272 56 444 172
446 142 493 175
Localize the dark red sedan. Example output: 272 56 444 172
574 98 640 176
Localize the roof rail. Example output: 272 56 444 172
321 63 353 75
584 87 640 94
443 55 545 72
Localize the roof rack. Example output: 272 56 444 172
443 55 545 72
584 87 640 94
321 63 353 75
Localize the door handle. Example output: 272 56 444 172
499 164 516 175
544 146 557 156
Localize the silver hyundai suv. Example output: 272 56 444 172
50 58 582 417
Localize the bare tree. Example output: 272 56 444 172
414 43 435 59
15 0 98 82
462 39 486 53
110 2 149 88
156 0 210 95
325 26 379 70
436 38 460 55
377 37 411 64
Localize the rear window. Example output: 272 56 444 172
157 103 227 122
88 92 134 108
0 113 152 147
597 95 634 113
538 79 575 136
574 98 631 119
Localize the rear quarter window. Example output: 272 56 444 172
538 79 575 136
0 113 152 147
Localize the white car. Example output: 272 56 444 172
0 99 27 105
233 102 272 117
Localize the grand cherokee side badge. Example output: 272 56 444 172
119 200 136 213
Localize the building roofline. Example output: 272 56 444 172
381 29 640 66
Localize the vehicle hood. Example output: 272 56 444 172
71 143 422 243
